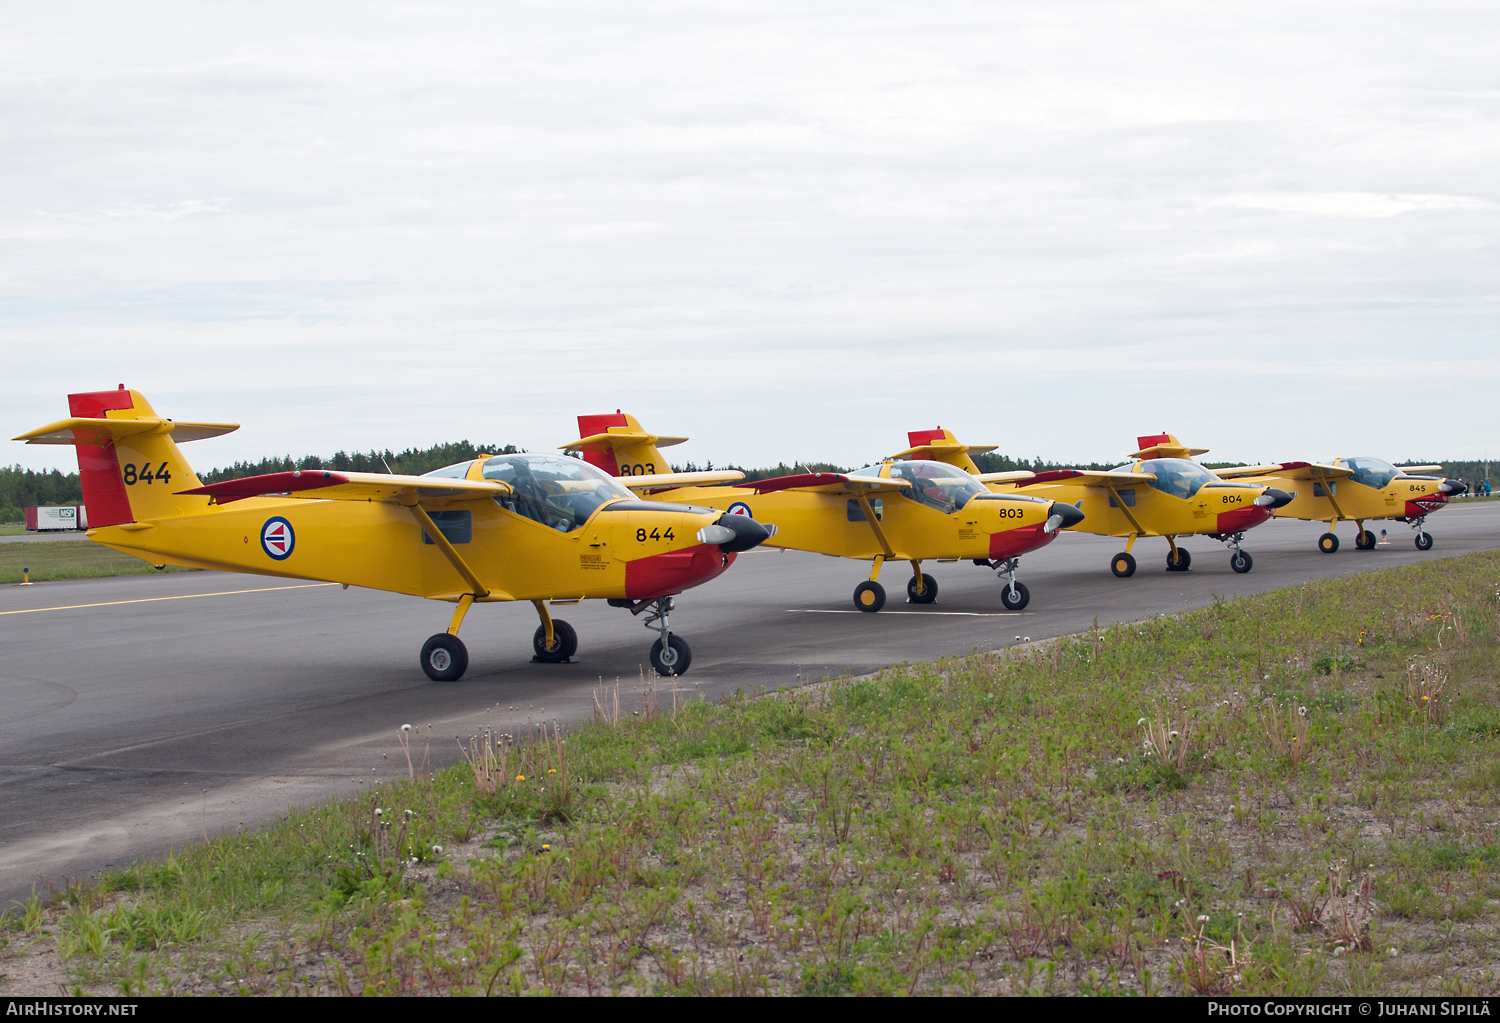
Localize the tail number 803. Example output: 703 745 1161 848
636 527 675 542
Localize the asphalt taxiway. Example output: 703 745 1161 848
3 504 1497 905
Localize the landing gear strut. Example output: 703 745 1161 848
1166 540 1191 572
420 593 475 681
643 596 692 676
1410 516 1434 551
987 557 1030 610
853 556 887 612
1218 532 1254 573
906 562 938 604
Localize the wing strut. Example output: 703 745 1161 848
854 493 896 559
410 503 490 598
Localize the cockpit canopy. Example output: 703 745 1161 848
852 460 987 514
1339 457 1400 490
423 454 634 533
1135 458 1223 501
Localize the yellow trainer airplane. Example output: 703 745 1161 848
563 413 1084 612
1213 457 1467 552
906 428 1293 577
15 388 772 680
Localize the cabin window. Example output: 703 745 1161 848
1313 482 1338 498
422 461 475 479
482 453 633 533
421 510 472 545
847 498 884 522
1108 489 1136 508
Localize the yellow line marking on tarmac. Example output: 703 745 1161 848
0 582 339 616
786 609 1026 616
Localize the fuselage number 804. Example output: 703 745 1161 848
123 462 172 485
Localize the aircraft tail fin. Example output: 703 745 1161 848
14 386 238 527
561 411 686 478
891 428 998 474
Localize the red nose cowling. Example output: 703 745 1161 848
624 545 736 599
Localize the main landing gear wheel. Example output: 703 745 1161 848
1000 580 1030 611
1318 532 1340 554
532 620 578 663
1230 550 1254 574
1166 548 1192 572
853 581 886 612
649 634 692 676
1415 532 1434 551
1110 552 1137 578
420 633 469 682
907 575 938 604
1355 530 1376 551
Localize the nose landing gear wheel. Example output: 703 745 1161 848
1415 532 1433 551
1318 532 1339 554
853 581 886 612
649 634 692 676
420 634 469 682
1355 530 1376 550
1000 580 1030 611
1166 548 1191 572
1110 552 1136 578
532 620 578 663
1230 550 1254 573
906 576 938 604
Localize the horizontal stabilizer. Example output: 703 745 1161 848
974 471 1035 483
620 470 745 493
562 431 689 451
15 417 239 445
178 470 510 505
1398 464 1443 473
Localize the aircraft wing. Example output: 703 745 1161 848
734 472 911 497
974 470 1035 483
619 470 745 494
178 470 510 505
1398 464 1443 473
16 417 240 445
1217 461 1352 483
1016 469 1155 490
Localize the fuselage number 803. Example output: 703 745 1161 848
123 462 172 485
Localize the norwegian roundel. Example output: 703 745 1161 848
727 502 754 518
260 516 295 560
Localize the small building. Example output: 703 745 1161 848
25 505 88 531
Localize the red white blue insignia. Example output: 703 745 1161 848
261 517 295 560
727 502 754 518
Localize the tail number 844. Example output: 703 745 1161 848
123 462 173 485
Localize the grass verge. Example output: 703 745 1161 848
0 540 197 584
4 553 1500 995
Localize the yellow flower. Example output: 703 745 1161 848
516 775 526 782
548 769 557 775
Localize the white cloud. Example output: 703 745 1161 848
2 0 1498 471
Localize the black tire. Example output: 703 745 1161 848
1231 550 1253 574
420 633 468 682
906 575 938 604
532 619 578 663
1000 580 1030 611
853 581 886 613
1166 547 1192 572
1318 532 1339 554
649 634 692 676
1355 530 1376 550
1415 532 1434 551
1110 552 1136 578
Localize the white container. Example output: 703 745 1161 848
26 505 86 531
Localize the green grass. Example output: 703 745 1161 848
0 539 197 583
5 553 1500 996
0 523 32 535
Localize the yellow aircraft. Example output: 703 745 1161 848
1213 458 1466 552
15 388 773 679
563 413 1084 611
909 429 1292 577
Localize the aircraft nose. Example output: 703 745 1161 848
1256 487 1294 509
1440 479 1468 495
702 512 774 552
1044 500 1086 532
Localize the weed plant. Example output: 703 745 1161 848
5 553 1500 996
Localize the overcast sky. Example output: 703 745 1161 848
3 1 1497 474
